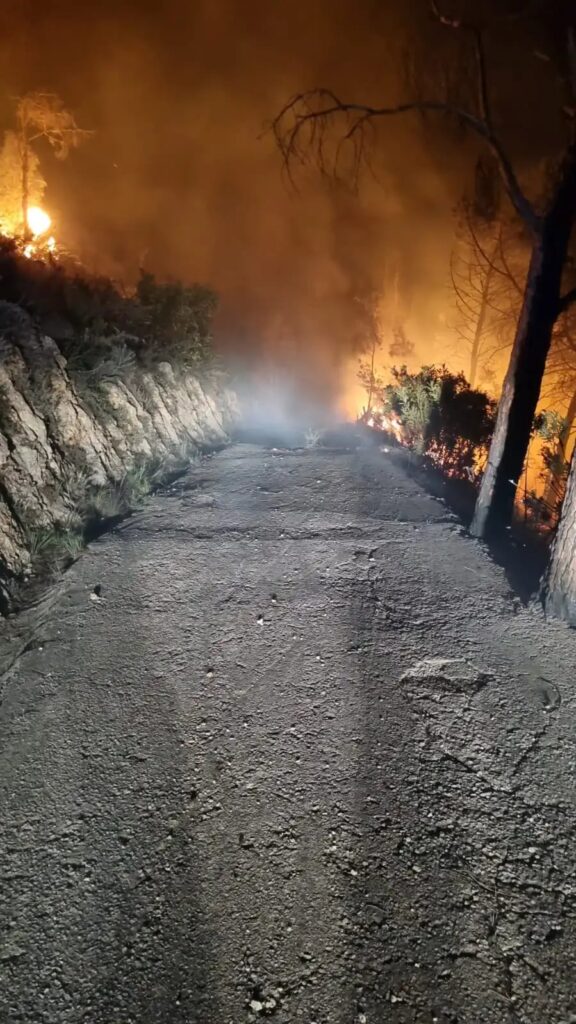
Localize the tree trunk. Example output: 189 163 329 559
544 440 576 623
471 145 576 538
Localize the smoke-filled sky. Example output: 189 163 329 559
0 0 569 406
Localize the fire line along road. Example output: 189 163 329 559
1 441 576 1024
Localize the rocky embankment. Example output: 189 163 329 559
0 300 237 610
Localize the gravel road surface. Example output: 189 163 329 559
2 442 576 1024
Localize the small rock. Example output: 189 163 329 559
401 658 490 697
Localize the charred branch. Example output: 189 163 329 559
272 90 539 232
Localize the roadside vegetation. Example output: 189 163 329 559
0 237 217 368
0 242 219 600
359 363 569 532
22 451 197 583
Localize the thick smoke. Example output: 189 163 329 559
0 0 525 417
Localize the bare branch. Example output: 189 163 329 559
497 226 524 295
272 90 539 231
466 215 524 295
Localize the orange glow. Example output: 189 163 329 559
27 206 52 237
21 208 57 259
363 409 405 443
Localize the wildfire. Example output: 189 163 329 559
27 206 51 236
360 406 405 444
23 206 56 259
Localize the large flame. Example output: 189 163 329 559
22 206 57 259
27 206 52 237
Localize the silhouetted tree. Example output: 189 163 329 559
273 1 576 538
450 206 522 388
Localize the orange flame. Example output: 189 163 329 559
22 207 57 260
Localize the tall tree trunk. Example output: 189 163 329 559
544 440 576 623
471 145 576 538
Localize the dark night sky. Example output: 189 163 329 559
0 0 569 401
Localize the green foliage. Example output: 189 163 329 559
533 410 569 445
383 365 496 478
529 409 572 524
63 331 136 387
384 366 441 451
27 524 85 575
82 460 166 523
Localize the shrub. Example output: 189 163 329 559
27 524 84 575
136 272 217 365
383 365 496 478
81 459 166 523
304 427 322 448
0 238 217 370
63 330 136 386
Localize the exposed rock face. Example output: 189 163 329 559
0 302 238 604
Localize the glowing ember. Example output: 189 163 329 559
27 206 51 237
360 406 405 444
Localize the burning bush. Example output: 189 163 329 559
372 365 496 480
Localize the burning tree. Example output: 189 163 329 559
5 92 92 241
0 132 45 238
272 1 576 539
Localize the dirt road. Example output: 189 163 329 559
1 442 576 1023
